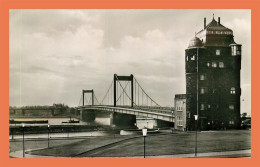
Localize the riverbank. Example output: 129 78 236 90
9 124 125 135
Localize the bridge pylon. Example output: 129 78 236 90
114 74 134 107
82 89 94 106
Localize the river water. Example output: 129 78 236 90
9 117 111 126
9 117 114 139
9 117 155 128
9 117 156 139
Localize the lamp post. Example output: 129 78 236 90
22 123 25 158
194 47 199 157
194 115 198 157
142 128 147 158
47 124 50 148
171 110 174 133
67 126 70 138
11 128 14 140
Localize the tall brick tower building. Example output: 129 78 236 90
185 16 242 130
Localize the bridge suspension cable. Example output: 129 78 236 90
78 74 161 108
93 93 100 105
100 79 114 105
115 75 136 106
133 76 161 107
116 81 129 102
83 94 90 105
78 94 83 106
87 94 92 105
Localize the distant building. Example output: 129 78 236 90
174 94 186 131
185 16 242 130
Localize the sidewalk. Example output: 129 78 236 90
10 149 61 158
146 149 251 158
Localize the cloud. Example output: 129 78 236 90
9 10 251 115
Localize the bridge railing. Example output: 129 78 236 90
78 105 175 122
133 106 173 114
79 105 174 115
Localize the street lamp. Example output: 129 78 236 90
194 47 199 157
11 127 14 140
171 110 174 134
22 123 25 158
142 128 147 158
67 126 70 138
194 115 198 157
47 124 50 148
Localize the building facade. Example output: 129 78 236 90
185 16 242 130
174 94 186 131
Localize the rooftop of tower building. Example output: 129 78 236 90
199 15 233 33
191 15 235 47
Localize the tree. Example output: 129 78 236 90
241 112 247 121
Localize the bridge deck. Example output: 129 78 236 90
77 105 174 122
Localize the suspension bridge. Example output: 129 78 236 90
76 74 175 124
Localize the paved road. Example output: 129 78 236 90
76 130 251 157
10 130 251 158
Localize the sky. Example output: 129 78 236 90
9 9 251 115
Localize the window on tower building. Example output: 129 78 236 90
191 55 196 60
229 104 234 110
230 87 236 94
200 88 205 94
216 49 221 55
212 62 217 68
219 62 224 68
200 74 205 80
187 112 190 118
213 89 216 93
231 45 241 56
229 121 234 125
200 104 205 110
237 48 241 55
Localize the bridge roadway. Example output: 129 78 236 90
77 105 175 122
